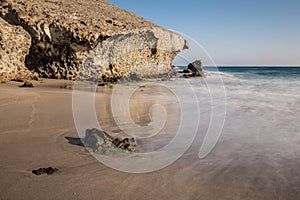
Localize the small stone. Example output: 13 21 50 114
32 167 59 175
112 137 136 152
44 167 58 175
32 168 46 175
19 81 34 88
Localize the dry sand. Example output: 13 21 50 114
0 79 299 200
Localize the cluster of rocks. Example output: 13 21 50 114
32 167 59 175
0 0 187 83
179 60 206 78
84 128 137 154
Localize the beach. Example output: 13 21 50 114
1 0 300 199
0 71 299 200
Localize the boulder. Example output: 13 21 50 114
84 128 108 151
83 128 137 153
178 60 205 78
187 60 205 77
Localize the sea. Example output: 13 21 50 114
204 66 300 80
168 66 300 160
102 66 300 160
202 66 300 115
76 65 300 193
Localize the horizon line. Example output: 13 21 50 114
205 65 300 67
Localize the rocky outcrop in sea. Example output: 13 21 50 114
0 0 187 83
178 60 206 78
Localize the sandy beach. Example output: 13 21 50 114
1 0 300 199
0 78 299 200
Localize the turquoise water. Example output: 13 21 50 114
204 67 300 79
176 66 300 79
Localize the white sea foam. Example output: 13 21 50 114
205 71 236 78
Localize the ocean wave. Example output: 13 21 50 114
205 71 236 78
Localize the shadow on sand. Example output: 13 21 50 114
65 137 84 147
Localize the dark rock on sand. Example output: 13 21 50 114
84 128 137 153
84 128 108 151
32 167 59 175
19 81 34 88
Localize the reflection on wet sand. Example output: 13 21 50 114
96 84 181 153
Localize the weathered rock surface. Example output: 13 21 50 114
84 128 137 153
180 60 205 78
0 0 187 82
81 27 187 82
0 18 33 83
188 60 204 75
111 137 137 152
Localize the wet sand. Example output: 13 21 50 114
0 79 299 200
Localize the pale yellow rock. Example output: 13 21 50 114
0 0 187 81
0 18 32 83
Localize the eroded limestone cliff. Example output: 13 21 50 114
0 17 33 82
0 0 187 82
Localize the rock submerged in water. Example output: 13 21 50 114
83 128 136 154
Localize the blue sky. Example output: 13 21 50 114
107 0 300 66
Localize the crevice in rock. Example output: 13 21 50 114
1 0 187 82
0 5 112 80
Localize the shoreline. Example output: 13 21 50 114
0 78 300 199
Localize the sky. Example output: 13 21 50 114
106 0 300 66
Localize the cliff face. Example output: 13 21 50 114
0 0 187 82
0 18 33 83
82 27 187 82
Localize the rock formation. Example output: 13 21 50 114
84 128 137 153
0 0 187 82
187 60 205 77
81 27 188 82
180 60 205 78
0 18 33 83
